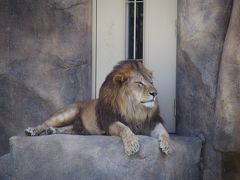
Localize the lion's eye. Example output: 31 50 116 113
136 82 144 87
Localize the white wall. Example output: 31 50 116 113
93 0 126 97
144 0 177 132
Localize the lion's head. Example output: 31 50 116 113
98 60 159 125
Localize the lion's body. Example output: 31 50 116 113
25 60 172 155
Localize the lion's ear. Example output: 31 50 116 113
113 73 128 83
148 71 153 79
144 69 153 79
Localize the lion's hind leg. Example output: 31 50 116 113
45 125 79 135
25 127 38 136
25 103 80 136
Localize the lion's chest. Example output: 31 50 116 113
121 112 152 135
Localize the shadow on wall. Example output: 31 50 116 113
222 152 240 180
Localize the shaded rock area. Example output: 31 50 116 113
0 0 92 156
177 0 233 179
0 135 202 180
0 75 53 155
222 152 240 180
0 153 11 180
214 0 240 152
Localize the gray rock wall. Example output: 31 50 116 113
0 0 92 156
0 153 11 180
176 0 233 179
1 135 202 180
214 0 240 152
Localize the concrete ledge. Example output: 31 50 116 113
1 135 202 180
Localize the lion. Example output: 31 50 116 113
25 60 172 155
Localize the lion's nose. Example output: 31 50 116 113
149 91 158 98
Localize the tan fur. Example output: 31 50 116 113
80 100 104 134
34 103 80 135
109 122 140 155
27 100 102 136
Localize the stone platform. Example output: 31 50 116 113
0 135 202 180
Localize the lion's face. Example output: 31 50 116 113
110 62 158 112
99 60 159 122
126 71 158 108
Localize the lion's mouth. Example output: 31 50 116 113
140 96 156 108
141 96 156 104
141 99 155 108
141 99 154 103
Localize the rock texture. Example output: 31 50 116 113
0 0 92 156
0 135 202 180
176 0 233 179
0 153 11 180
214 0 240 152
0 74 53 156
222 152 240 180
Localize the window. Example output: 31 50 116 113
126 0 144 60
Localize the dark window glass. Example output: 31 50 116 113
128 1 143 60
128 3 134 59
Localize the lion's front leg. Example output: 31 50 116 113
109 122 140 156
150 123 172 155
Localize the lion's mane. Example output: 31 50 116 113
96 60 163 135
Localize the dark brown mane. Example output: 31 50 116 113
96 60 162 135
103 60 143 82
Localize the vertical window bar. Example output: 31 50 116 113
133 0 137 60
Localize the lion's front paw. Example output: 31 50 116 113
24 127 38 136
159 134 172 155
123 134 140 156
45 127 57 135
